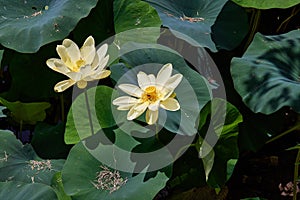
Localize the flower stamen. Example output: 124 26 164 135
142 86 159 102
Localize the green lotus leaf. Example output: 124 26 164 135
231 30 300 114
0 181 58 200
114 0 161 33
0 97 50 124
0 0 98 53
62 142 169 200
197 98 242 187
0 130 65 185
65 86 116 144
144 0 228 52
231 0 300 9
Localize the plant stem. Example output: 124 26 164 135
243 9 261 52
276 7 300 33
84 88 94 136
293 148 300 200
266 124 300 144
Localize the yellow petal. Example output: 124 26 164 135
80 36 96 65
56 45 70 64
127 102 148 120
54 79 76 92
146 109 158 125
137 71 152 90
156 63 172 88
118 84 143 98
160 98 180 111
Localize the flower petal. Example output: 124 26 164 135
118 84 143 98
137 71 152 90
160 98 180 111
113 96 139 110
97 43 108 60
46 58 70 74
156 63 172 88
165 74 183 90
146 109 158 125
62 38 81 64
84 70 111 81
54 79 76 92
80 36 96 65
94 55 109 73
65 72 82 81
91 51 100 69
148 100 160 111
127 102 148 120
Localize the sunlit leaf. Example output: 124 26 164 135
231 0 300 9
0 97 50 124
62 142 169 200
0 0 98 52
65 86 116 144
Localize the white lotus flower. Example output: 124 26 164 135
113 63 183 125
46 36 111 92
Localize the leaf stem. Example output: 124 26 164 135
266 124 300 144
84 88 94 136
243 9 261 52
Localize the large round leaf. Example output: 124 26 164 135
62 142 169 200
0 0 98 53
0 181 58 200
144 0 228 52
231 29 300 114
0 130 64 185
231 0 300 9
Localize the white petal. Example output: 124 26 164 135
56 45 70 64
80 36 96 65
97 43 108 60
94 55 109 73
148 100 160 111
127 102 148 120
165 74 183 90
62 39 81 64
46 58 70 74
137 71 152 90
91 51 100 69
118 84 143 98
156 63 172 88
54 79 76 92
146 109 158 125
160 98 180 111
65 72 82 81
148 74 156 85
112 96 139 106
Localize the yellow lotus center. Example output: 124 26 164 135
142 86 159 102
